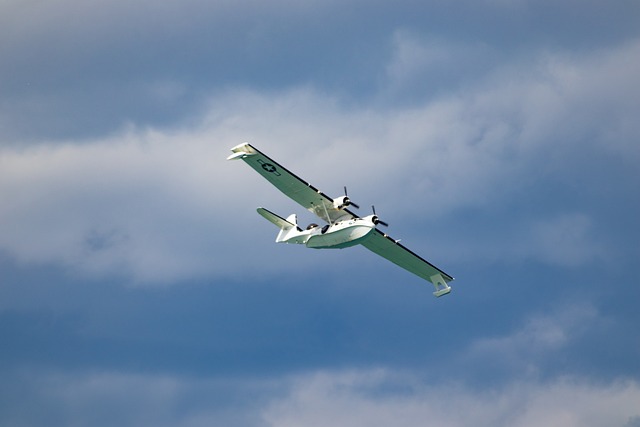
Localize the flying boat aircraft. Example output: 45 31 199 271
227 143 454 297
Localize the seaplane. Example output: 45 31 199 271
227 143 454 297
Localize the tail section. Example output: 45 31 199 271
256 208 307 244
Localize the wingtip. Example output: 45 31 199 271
226 152 246 160
227 143 257 160
433 287 452 297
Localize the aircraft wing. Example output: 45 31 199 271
360 229 455 297
227 143 357 223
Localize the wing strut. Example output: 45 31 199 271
321 201 332 225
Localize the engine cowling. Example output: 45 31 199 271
363 214 381 225
364 212 389 227
333 195 360 210
333 195 351 210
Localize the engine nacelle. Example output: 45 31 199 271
363 214 378 225
363 214 388 227
333 195 351 210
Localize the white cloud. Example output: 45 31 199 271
7 367 639 427
0 130 266 283
1 38 638 283
263 369 640 427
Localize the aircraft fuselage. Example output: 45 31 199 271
278 216 377 249
306 218 375 249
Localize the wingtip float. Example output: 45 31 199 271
228 142 454 298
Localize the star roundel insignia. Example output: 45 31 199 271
262 163 277 173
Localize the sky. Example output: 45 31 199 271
1 0 639 425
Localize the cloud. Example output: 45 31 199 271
525 213 604 267
263 369 640 427
382 30 499 101
4 366 638 427
1 4 638 427
1 37 638 283
0 369 273 427
447 212 606 268
4 0 639 143
459 304 599 379
0 129 282 283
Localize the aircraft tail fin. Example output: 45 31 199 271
256 208 303 243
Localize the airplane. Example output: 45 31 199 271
227 143 454 297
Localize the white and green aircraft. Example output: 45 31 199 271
227 143 454 297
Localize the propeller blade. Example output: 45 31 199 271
343 186 359 209
371 205 389 227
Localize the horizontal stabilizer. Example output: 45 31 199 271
257 207 299 230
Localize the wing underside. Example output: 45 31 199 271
360 229 454 296
228 143 356 223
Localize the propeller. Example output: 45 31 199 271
371 205 389 227
343 186 360 209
